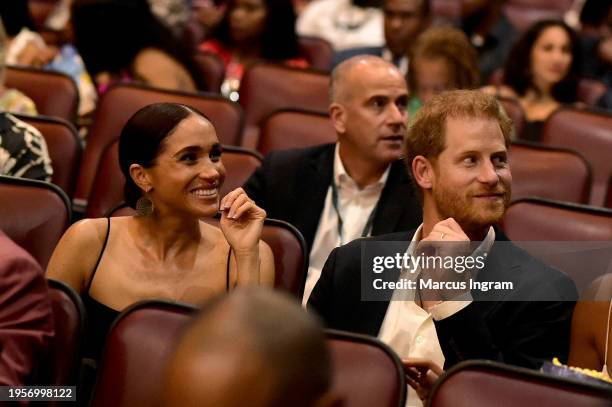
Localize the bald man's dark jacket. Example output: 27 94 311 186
308 230 578 369
243 144 422 252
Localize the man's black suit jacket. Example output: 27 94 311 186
243 144 422 252
308 230 578 369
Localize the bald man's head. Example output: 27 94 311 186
161 289 339 407
329 55 403 104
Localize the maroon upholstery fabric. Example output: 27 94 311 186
298 36 334 71
16 114 82 198
606 177 612 209
86 142 261 218
5 66 79 122
239 63 330 148
428 360 612 407
541 108 612 206
0 231 54 386
257 109 336 155
91 301 196 407
502 198 612 291
509 142 591 204
502 199 612 241
0 176 70 268
497 96 525 139
503 0 573 32
45 279 85 389
577 78 608 107
326 330 406 407
193 51 225 93
73 83 244 209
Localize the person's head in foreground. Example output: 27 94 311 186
503 19 580 103
161 288 342 407
409 26 480 105
119 103 226 218
329 55 408 185
404 90 513 240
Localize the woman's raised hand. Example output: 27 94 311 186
219 188 266 254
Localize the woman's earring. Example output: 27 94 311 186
136 189 154 216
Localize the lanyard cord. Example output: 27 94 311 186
330 180 378 245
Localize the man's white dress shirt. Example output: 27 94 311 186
302 144 390 305
379 225 495 406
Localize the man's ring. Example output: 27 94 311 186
440 233 445 240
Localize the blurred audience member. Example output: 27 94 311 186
298 0 384 51
0 5 96 116
334 0 431 76
72 0 204 94
0 16 37 115
578 0 612 109
569 274 612 378
459 0 518 80
407 27 480 116
0 112 53 181
482 20 580 142
47 103 274 362
0 231 54 386
244 56 422 305
193 0 227 40
200 0 308 100
148 0 191 38
162 288 342 407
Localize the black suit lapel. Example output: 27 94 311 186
356 232 414 336
371 160 420 235
294 145 335 250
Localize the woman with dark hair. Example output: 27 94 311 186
72 0 206 93
199 0 308 99
482 20 581 141
47 103 274 361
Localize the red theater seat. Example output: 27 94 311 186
428 360 612 407
257 109 336 155
509 142 591 204
45 279 85 390
5 65 79 122
91 301 196 407
299 36 335 71
239 63 330 148
0 176 70 268
540 108 612 206
327 330 406 407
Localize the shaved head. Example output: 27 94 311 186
329 55 402 104
161 289 337 407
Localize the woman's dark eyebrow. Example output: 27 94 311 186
172 145 202 158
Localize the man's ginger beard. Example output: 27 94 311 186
431 175 511 236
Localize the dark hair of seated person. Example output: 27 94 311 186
72 0 206 90
503 19 581 104
208 0 303 61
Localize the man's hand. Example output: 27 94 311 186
402 358 444 402
416 218 472 307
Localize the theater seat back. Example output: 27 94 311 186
429 360 612 407
91 301 196 407
327 330 406 407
